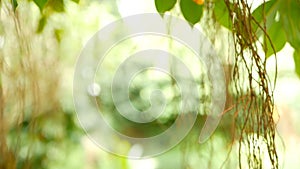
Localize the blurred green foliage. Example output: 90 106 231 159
1 0 299 168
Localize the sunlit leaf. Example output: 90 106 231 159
252 0 279 35
180 0 203 26
213 0 232 29
264 21 286 58
294 49 300 78
155 0 177 15
33 0 48 12
279 0 300 49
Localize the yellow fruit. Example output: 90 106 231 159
193 0 205 5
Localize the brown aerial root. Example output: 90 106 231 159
0 2 62 168
223 0 279 168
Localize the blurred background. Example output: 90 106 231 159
0 0 299 168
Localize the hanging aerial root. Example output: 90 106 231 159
223 0 279 168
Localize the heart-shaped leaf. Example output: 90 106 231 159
155 0 177 15
279 0 300 49
180 0 203 26
252 0 279 36
264 21 286 58
213 0 232 29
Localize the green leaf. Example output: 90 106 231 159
37 16 47 33
71 0 79 3
48 0 65 12
279 0 300 49
33 0 48 12
252 0 279 35
155 0 177 15
264 21 286 58
180 0 203 26
213 0 232 29
293 49 300 78
12 0 18 12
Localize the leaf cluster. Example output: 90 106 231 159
155 0 300 77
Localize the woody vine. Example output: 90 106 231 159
155 0 299 168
